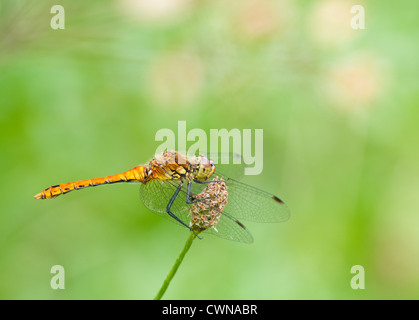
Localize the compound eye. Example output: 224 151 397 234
202 162 211 169
200 156 211 169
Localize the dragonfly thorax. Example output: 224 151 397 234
151 152 215 182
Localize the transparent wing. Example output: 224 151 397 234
207 153 290 222
203 212 253 244
139 179 190 215
139 171 289 242
140 179 207 233
219 177 290 223
207 152 245 181
139 179 255 243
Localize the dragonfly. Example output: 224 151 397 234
34 151 290 243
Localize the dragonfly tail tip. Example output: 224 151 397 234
34 192 44 200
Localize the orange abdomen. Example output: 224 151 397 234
34 166 148 199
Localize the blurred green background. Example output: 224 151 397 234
1 0 418 299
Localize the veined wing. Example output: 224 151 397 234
203 212 253 244
219 177 290 223
139 179 191 216
139 178 254 243
140 179 204 231
207 152 245 181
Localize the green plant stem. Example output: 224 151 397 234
154 231 197 300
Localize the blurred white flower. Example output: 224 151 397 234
117 0 192 22
146 51 205 109
323 53 388 113
232 0 295 40
309 0 356 47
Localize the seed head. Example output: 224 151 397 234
189 177 228 232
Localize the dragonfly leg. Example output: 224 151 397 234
166 182 201 239
186 181 215 204
193 179 227 184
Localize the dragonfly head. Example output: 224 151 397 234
194 155 216 181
